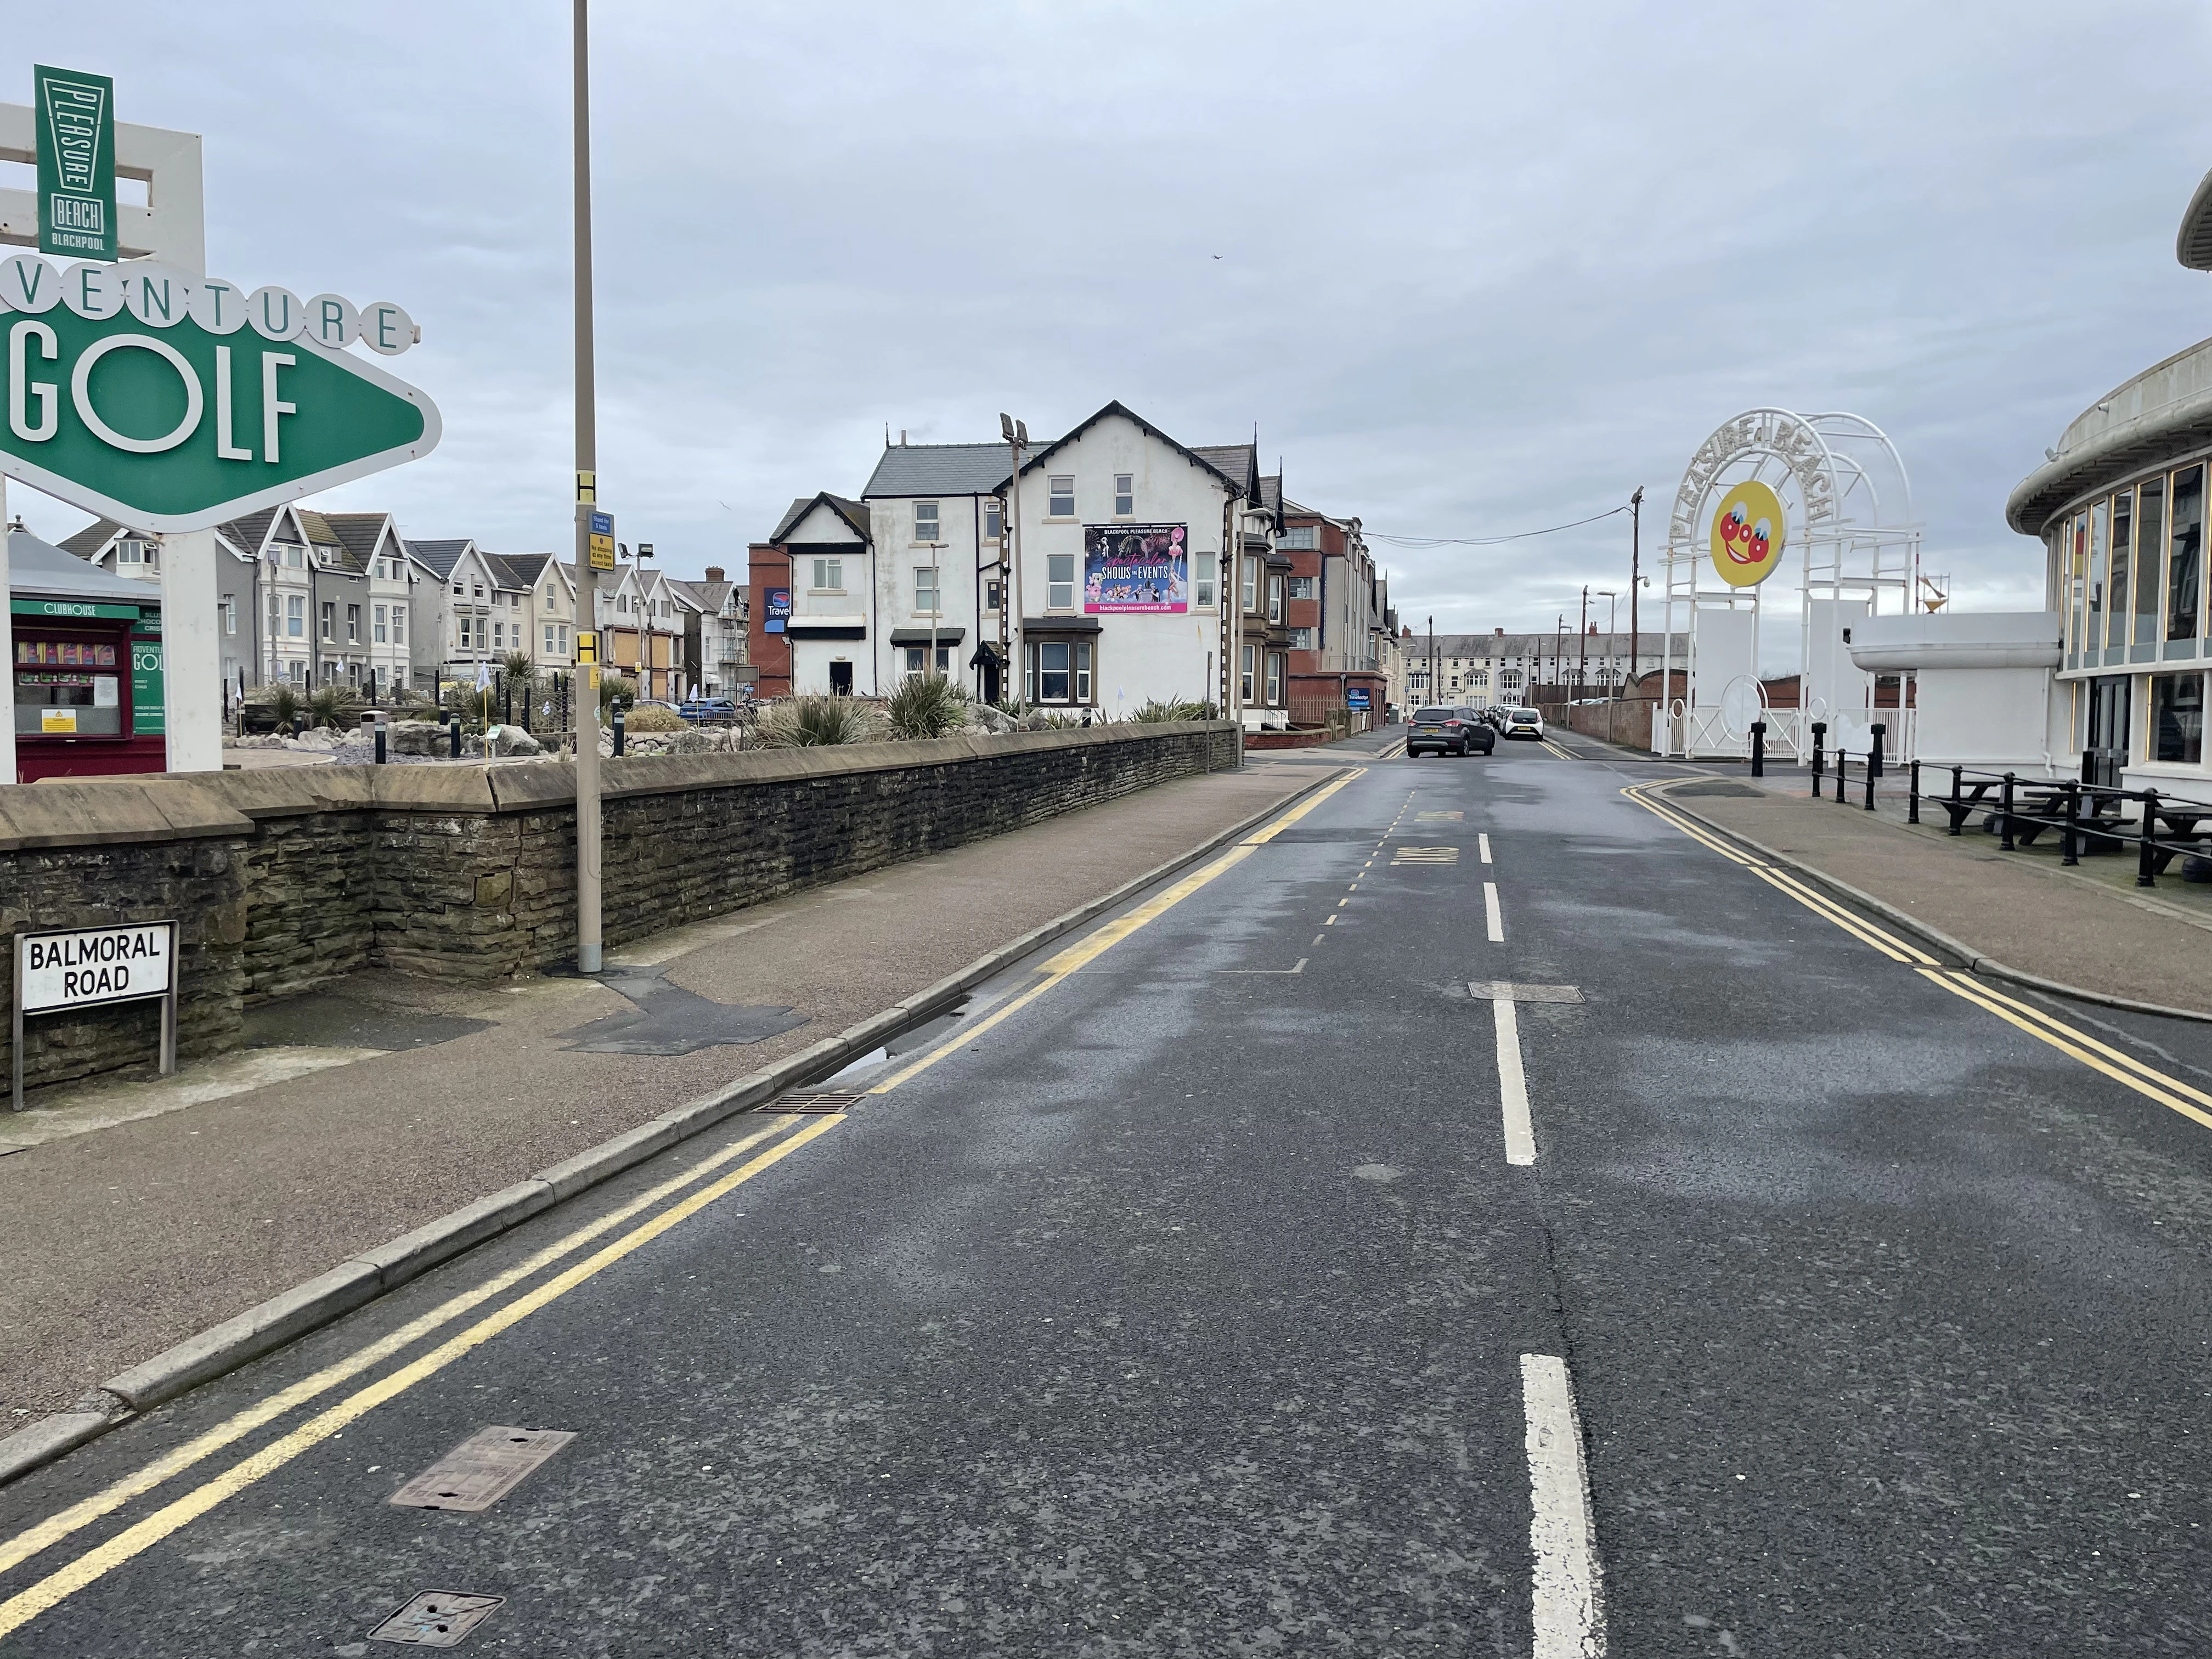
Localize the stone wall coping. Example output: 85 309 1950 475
0 721 1232 849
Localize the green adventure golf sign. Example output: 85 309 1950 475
0 252 439 531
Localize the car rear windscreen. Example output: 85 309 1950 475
1414 707 1454 720
1511 709 1540 720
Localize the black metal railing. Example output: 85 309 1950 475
1909 759 2212 888
1807 720 1886 812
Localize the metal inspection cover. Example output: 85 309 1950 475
367 1592 504 1647
1469 981 1584 1004
388 1427 575 1513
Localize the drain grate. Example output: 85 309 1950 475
368 1591 504 1647
390 1426 574 1513
763 1087 868 1114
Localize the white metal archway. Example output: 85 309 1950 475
1655 408 1921 759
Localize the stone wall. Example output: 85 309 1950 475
0 721 1235 1094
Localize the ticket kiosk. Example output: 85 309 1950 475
9 527 165 782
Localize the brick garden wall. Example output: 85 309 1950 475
0 721 1235 1093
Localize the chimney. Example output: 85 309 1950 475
1494 626 1504 636
900 429 908 445
705 565 725 582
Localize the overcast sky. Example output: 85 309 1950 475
13 0 2212 636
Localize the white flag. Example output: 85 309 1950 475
474 661 492 691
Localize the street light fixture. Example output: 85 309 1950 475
572 0 603 974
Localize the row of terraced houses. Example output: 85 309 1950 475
56 506 749 706
746 400 1402 727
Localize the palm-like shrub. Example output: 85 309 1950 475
306 684 359 729
261 683 304 735
1129 697 1212 723
597 674 638 718
755 695 884 748
885 674 969 740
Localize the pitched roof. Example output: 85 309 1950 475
1017 402 1244 498
7 527 161 602
58 517 155 558
487 552 556 589
1190 444 1257 499
216 507 281 554
319 511 394 567
770 492 872 544
684 577 734 610
862 443 1033 498
405 538 475 580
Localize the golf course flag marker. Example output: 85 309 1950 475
0 251 438 532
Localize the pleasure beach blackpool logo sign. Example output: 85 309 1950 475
0 252 439 532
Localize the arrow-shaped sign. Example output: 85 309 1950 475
0 283 439 532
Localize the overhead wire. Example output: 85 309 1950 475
1366 503 1633 549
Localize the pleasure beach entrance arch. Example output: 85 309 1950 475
1655 408 1922 760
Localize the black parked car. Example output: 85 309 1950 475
1406 705 1483 757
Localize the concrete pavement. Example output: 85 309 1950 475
5 739 2212 1651
0 758 1333 1424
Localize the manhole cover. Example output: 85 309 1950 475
390 1426 574 1513
368 1592 504 1647
763 1087 867 1114
1469 981 1584 1004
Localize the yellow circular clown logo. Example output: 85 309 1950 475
1709 479 1786 588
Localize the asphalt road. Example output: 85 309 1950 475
4 739 2211 1655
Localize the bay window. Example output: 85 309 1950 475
1024 638 1093 704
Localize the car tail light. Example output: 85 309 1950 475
1445 719 1461 727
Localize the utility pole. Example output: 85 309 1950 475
1426 614 1434 704
1578 585 1589 696
1000 414 1026 704
572 0 603 975
1629 486 1644 704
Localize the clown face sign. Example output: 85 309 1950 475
1709 479 1786 588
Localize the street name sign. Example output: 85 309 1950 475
11 919 177 1107
0 253 438 532
35 65 115 260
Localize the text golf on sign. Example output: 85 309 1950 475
18 922 175 1012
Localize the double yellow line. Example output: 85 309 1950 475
0 765 1370 1644
1624 780 2212 1130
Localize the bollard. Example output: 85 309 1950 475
1835 753 1847 803
613 707 626 758
1949 766 1965 836
1809 721 1826 798
1908 759 1921 825
375 724 387 765
1869 722 1886 783
2139 789 2160 888
449 716 461 759
1750 720 1766 778
1864 754 1876 811
2061 780 2079 866
2000 772 2016 851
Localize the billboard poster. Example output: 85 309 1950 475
764 588 792 634
1084 523 1188 613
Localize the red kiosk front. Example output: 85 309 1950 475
9 529 166 783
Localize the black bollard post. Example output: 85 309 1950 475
2061 780 2079 866
613 707 626 758
1908 759 1921 825
1835 752 1847 803
1750 720 1766 778
2000 772 2016 851
1809 721 1826 798
2139 789 2160 888
1949 766 1965 836
1864 754 1876 811
449 715 461 759
375 724 387 765
1869 722 1886 783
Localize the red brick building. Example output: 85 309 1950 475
1279 500 1387 730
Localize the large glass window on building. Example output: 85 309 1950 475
2108 488 2133 653
2135 476 2164 650
2153 671 2205 765
2087 500 2108 661
2177 466 2207 644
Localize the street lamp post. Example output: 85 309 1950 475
571 0 603 975
1578 585 1589 697
1000 414 1026 707
1628 486 1644 704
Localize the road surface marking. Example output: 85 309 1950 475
1479 833 1493 864
0 1114 811 1584
1484 882 1505 941
1920 969 2212 1131
0 1115 844 1643
1338 898 1350 907
874 767 1369 1097
1747 867 1915 963
1619 783 1759 867
1495 998 1536 1165
1521 1353 1607 1657
1312 935 1325 946
1392 845 1461 865
1323 915 1337 924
